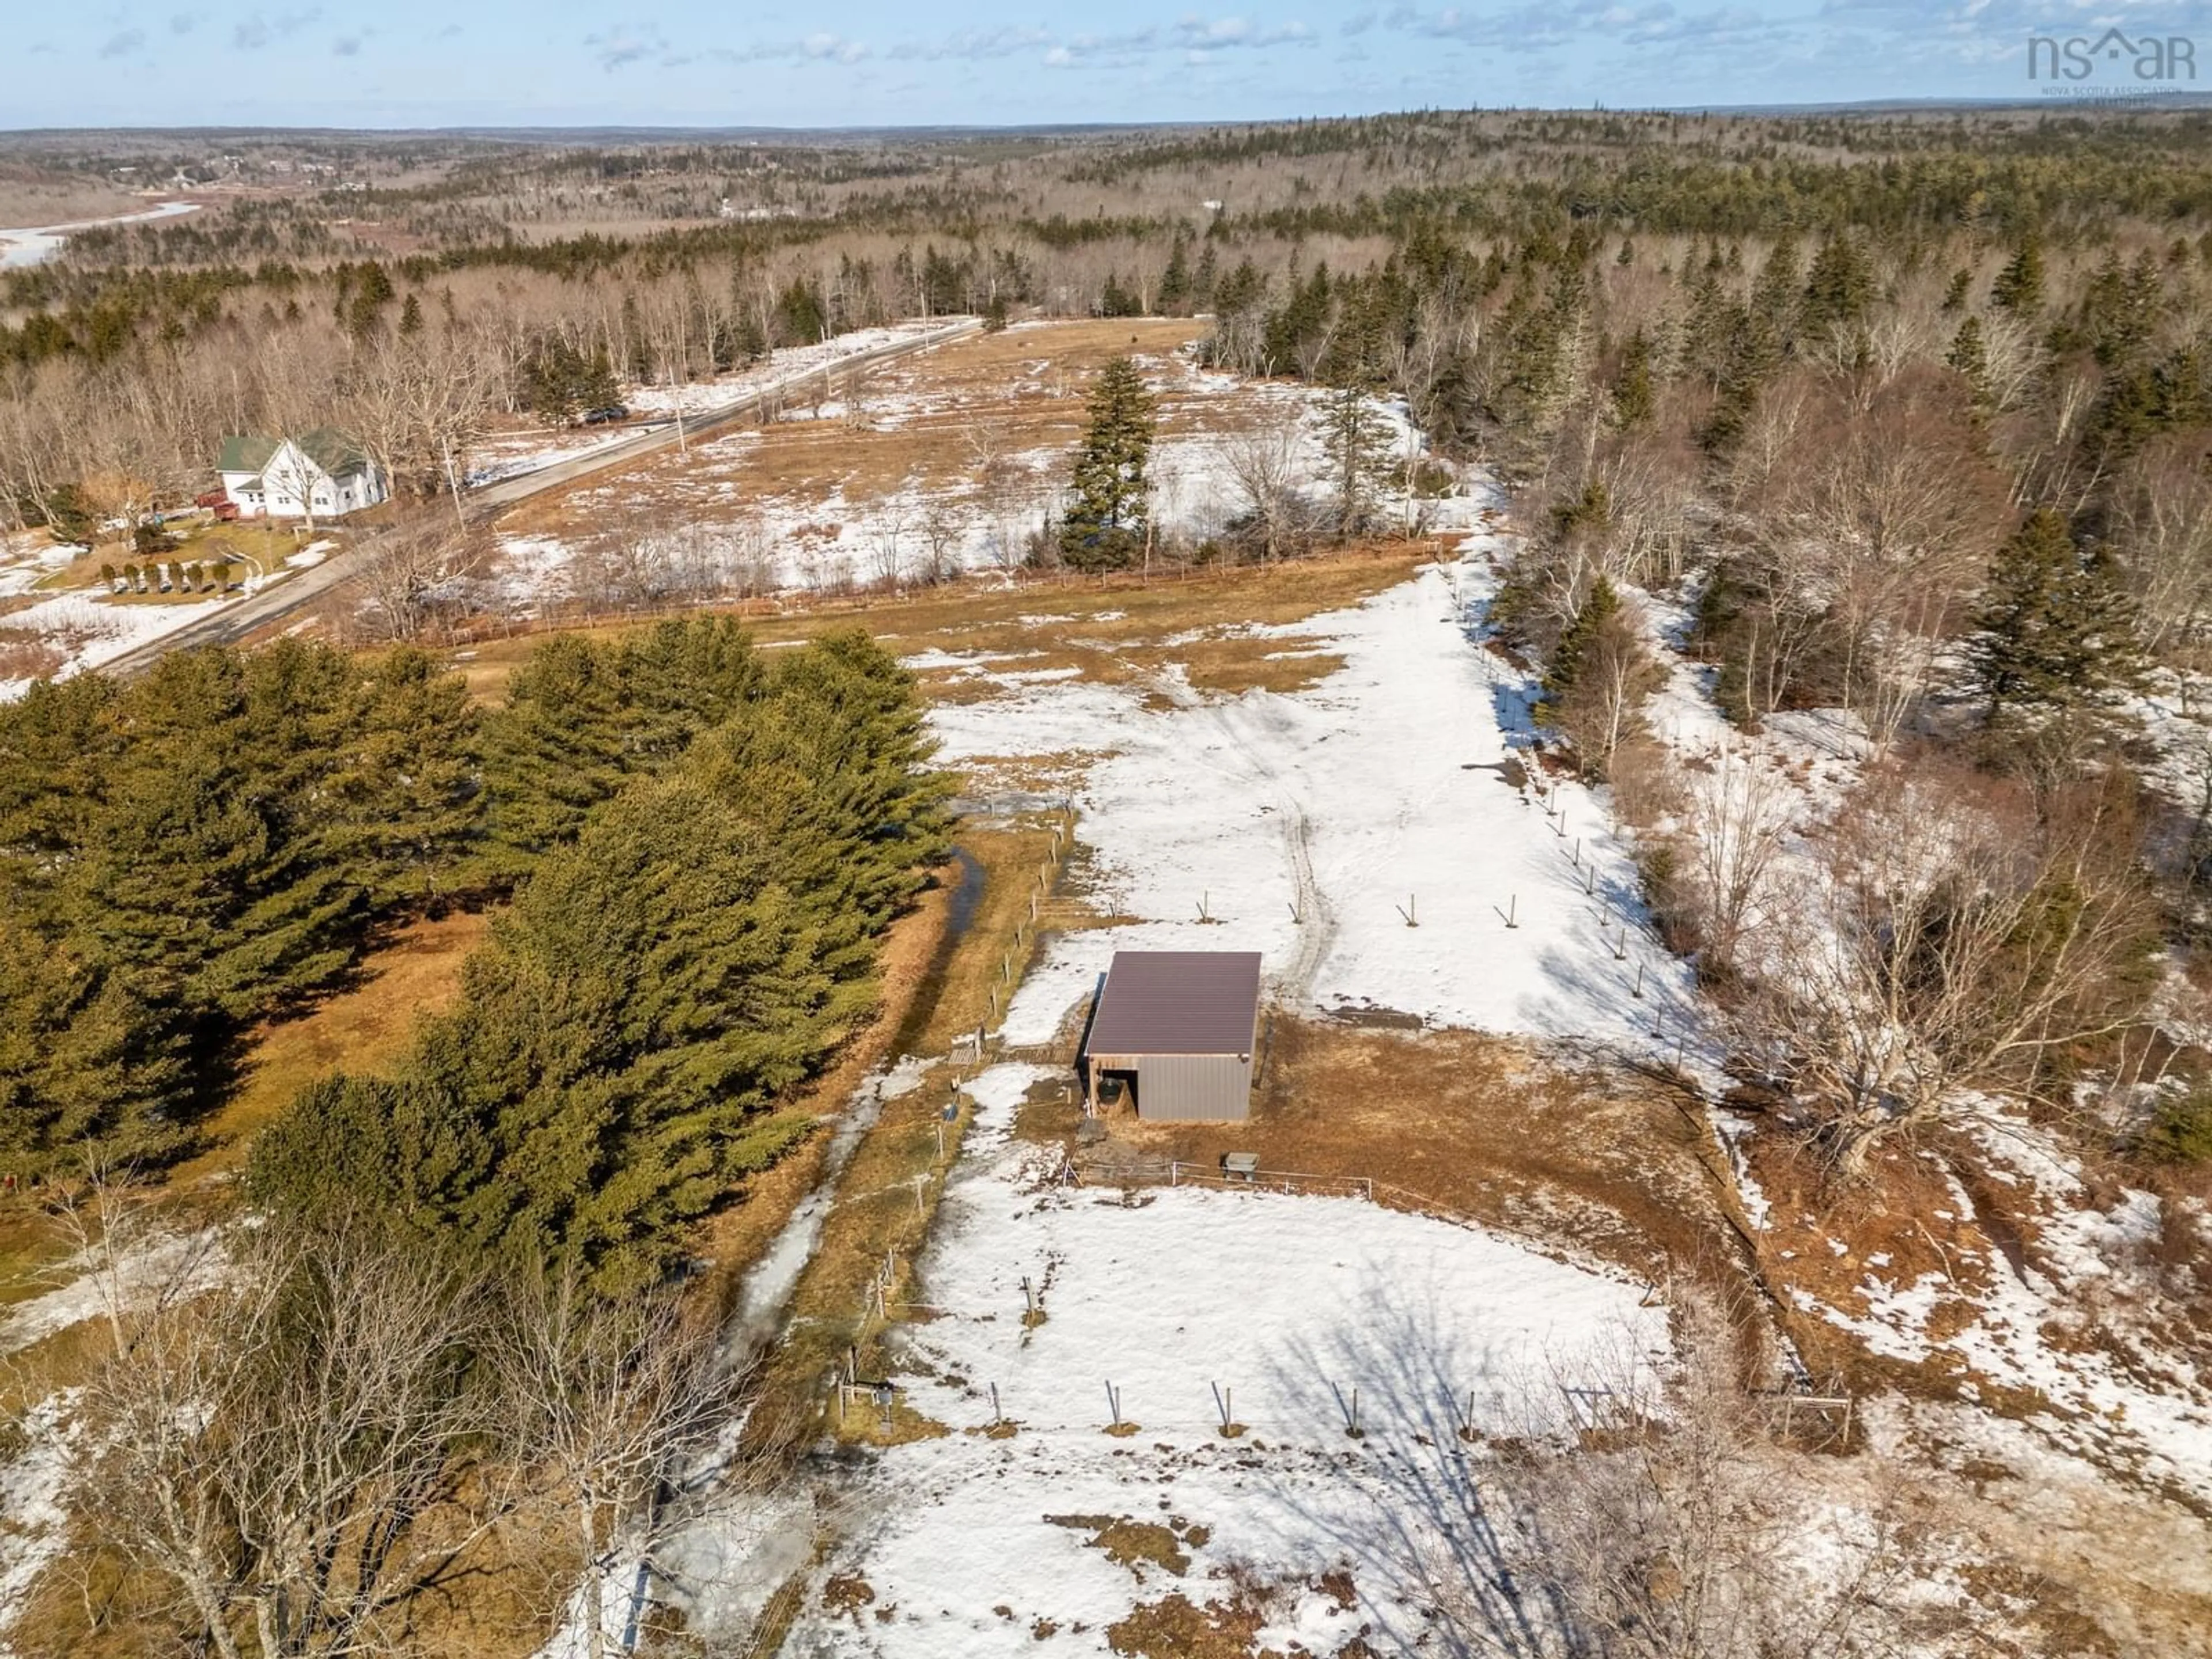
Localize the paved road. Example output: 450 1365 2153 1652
100 317 983 678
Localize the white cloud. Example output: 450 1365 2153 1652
232 9 321 51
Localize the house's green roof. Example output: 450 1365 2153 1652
217 434 279 474
297 428 369 473
217 429 370 479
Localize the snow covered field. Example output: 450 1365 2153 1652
731 1062 1665 1656
0 531 300 702
929 541 1700 1056
0 200 200 268
466 319 972 490
0 589 238 702
623 318 964 419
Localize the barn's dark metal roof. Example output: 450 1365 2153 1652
1086 950 1262 1057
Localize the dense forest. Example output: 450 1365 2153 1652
0 619 949 1284
14 107 2212 535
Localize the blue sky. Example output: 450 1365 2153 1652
12 2 2212 128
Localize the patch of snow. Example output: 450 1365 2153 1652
677 1063 1664 1653
0 1229 226 1357
0 1391 78 1653
0 590 237 704
931 555 1703 1056
0 199 200 268
1796 1107 2212 1505
623 319 967 419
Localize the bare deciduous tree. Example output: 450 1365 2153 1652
496 1270 756 1659
1224 404 1308 565
916 500 968 586
1478 1291 1906 1659
1680 744 1795 977
2108 435 2212 669
347 518 482 642
70 1219 514 1658
1728 764 2156 1177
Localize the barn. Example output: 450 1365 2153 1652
1081 950 1263 1122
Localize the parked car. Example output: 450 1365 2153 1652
581 405 630 426
194 488 240 522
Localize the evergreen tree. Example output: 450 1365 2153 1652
1947 315 1990 409
251 631 948 1290
580 347 620 411
1059 357 1156 571
1542 574 1623 707
1969 510 2146 718
1158 237 1192 313
1612 328 1656 429
1320 384 1393 537
1800 233 1872 342
1192 242 1218 308
0 920 184 1170
774 279 826 344
1992 237 2045 313
346 263 395 339
478 619 760 876
1749 237 1801 353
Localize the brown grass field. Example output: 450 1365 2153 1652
168 907 490 1185
442 540 1434 704
497 318 1219 544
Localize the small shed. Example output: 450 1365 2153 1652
1081 950 1262 1122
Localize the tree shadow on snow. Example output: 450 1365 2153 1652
1251 1272 1616 1658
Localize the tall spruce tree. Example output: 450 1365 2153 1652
1543 573 1624 708
1321 384 1393 537
1992 237 2046 314
1948 315 1991 410
1800 233 1873 343
1970 509 2145 718
1611 328 1656 429
1060 357 1157 572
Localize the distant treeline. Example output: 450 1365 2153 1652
20 108 2212 372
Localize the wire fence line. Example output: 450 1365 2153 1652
816 817 1077 1408
1164 1160 1376 1202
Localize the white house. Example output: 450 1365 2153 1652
216 430 387 521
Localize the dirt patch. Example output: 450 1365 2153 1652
821 1572 876 1618
1046 1514 1192 1578
1105 1591 1269 1659
1741 1131 2027 1402
0 632 70 680
1078 1018 1737 1287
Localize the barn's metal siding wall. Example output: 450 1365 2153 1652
1135 1054 1252 1122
